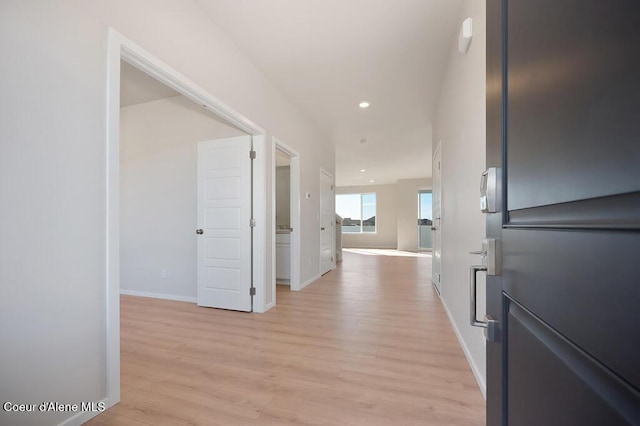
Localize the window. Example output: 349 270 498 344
418 190 433 249
336 193 376 233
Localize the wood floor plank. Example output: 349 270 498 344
86 250 485 425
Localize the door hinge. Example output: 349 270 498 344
331 257 334 262
331 185 334 190
249 287 256 296
250 218 256 227
249 150 256 160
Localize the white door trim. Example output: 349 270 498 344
272 138 301 296
106 28 267 408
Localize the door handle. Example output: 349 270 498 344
470 239 500 342
321 227 325 231
470 265 487 328
469 265 498 342
196 229 204 235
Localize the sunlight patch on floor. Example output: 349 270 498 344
343 248 432 258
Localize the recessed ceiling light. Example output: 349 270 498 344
369 180 374 183
360 169 366 172
359 102 370 109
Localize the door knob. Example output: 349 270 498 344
431 227 437 231
196 229 204 235
321 227 325 231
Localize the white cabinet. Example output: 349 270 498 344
276 232 291 281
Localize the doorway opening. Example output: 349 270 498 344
418 190 433 251
106 28 268 407
319 169 335 275
272 138 301 296
119 61 250 306
431 141 442 295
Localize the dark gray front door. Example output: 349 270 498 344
486 0 640 424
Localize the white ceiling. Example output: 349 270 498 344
275 149 291 167
120 61 180 107
195 0 465 186
120 62 247 132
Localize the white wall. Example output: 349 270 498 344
120 95 244 301
336 184 398 249
396 178 432 251
433 0 487 396
275 166 291 228
0 1 333 425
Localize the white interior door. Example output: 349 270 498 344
197 136 253 312
432 141 442 295
320 170 334 275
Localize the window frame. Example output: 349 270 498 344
336 192 377 234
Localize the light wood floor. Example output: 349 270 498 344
87 250 485 425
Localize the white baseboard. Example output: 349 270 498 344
263 301 275 312
299 273 321 291
440 299 487 399
57 398 108 426
120 289 197 303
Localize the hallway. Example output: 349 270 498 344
88 250 485 425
